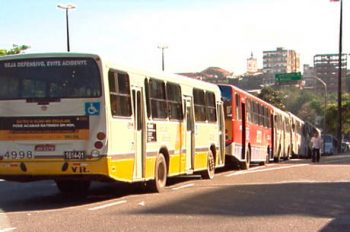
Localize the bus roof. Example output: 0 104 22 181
0 52 221 94
218 84 274 109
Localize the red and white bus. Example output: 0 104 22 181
219 84 272 169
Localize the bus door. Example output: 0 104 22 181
270 113 274 159
217 101 225 165
132 87 145 179
241 102 247 160
184 96 195 172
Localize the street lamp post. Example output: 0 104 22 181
338 0 343 152
335 0 343 152
157 45 168 71
57 3 76 52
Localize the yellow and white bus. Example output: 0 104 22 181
289 112 304 158
272 107 292 161
0 53 225 193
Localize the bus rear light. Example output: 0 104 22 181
226 140 233 146
94 141 103 149
97 132 106 140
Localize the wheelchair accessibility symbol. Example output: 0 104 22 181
85 102 100 116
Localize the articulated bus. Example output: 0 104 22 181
300 121 319 158
272 107 292 161
0 53 225 193
219 84 272 169
289 113 304 158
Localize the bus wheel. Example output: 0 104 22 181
284 147 290 160
241 150 251 170
55 180 90 195
201 151 215 179
149 153 167 193
274 146 281 163
265 153 270 164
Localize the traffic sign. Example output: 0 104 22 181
275 72 302 82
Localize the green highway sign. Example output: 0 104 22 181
275 72 302 82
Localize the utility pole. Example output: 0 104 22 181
337 0 343 152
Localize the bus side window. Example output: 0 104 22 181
246 99 251 123
253 102 258 124
166 82 183 120
263 107 267 127
235 94 241 120
108 70 132 117
149 78 167 119
206 91 217 122
258 104 262 126
193 88 206 122
144 79 151 119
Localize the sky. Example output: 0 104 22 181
0 0 349 74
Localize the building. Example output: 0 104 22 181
302 64 317 89
263 47 300 74
178 67 232 84
313 53 347 91
247 52 258 74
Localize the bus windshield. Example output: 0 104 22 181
323 135 333 143
0 57 101 100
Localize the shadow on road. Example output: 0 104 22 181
133 181 350 231
0 174 202 213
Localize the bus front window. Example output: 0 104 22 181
0 58 101 100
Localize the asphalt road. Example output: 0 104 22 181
1 153 350 232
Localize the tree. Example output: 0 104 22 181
0 44 30 56
325 93 350 137
258 87 286 110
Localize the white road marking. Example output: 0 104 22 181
226 164 308 177
209 179 350 188
138 201 145 207
88 200 127 211
0 179 5 182
0 228 16 232
224 164 269 177
172 183 194 190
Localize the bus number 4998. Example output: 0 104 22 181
3 151 33 160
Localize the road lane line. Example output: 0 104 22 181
226 164 308 177
88 200 127 211
172 183 194 190
0 228 16 232
0 179 5 182
224 165 270 177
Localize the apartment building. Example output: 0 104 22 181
313 53 347 91
263 47 300 74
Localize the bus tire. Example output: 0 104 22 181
265 146 270 164
241 149 251 170
274 146 281 163
201 150 215 179
55 179 90 195
284 147 290 160
148 153 167 193
265 153 270 164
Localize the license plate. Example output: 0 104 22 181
64 151 86 160
35 144 55 152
